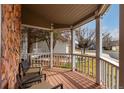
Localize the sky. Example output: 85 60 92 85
81 4 119 40
101 4 119 40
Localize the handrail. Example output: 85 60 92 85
100 56 119 68
21 53 119 71
21 53 119 69
73 53 96 58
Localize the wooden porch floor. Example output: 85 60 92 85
42 67 102 89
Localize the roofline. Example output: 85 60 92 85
98 4 110 16
73 12 95 29
73 4 110 29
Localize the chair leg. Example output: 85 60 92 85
51 84 63 89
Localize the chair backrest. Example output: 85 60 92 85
21 59 30 70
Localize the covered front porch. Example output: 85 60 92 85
0 4 124 89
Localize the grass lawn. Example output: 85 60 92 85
59 58 96 77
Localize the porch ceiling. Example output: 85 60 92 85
22 4 110 30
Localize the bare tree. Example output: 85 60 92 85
42 31 61 51
76 27 95 54
102 32 112 50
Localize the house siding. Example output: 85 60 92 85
32 40 68 53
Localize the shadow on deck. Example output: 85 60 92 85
43 67 102 89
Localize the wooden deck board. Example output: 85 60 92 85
42 67 102 89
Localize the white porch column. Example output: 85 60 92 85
36 38 38 53
25 31 28 54
96 16 102 84
119 4 124 89
25 31 29 62
23 31 28 60
71 27 76 71
50 24 53 68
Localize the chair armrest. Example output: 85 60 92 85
51 84 63 89
28 67 41 71
29 67 42 74
24 67 42 75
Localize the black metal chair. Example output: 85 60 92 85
21 59 42 76
19 63 45 85
16 74 63 89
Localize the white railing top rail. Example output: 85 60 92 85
21 52 50 55
53 53 71 55
100 56 119 68
73 53 96 58
53 53 96 58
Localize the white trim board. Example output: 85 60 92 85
22 24 51 31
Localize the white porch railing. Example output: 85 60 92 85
53 53 72 69
73 54 96 78
21 53 50 68
21 53 119 89
100 57 119 89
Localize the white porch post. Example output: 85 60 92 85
71 27 76 71
25 31 29 62
119 4 124 89
23 31 28 60
25 31 28 54
96 16 102 84
50 24 53 68
36 38 38 53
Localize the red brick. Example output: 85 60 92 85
0 4 21 89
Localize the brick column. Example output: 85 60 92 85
0 4 21 88
0 5 1 88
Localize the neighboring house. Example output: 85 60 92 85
32 40 69 53
112 46 119 51
111 40 119 51
31 34 70 53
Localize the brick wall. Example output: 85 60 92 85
0 4 21 88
